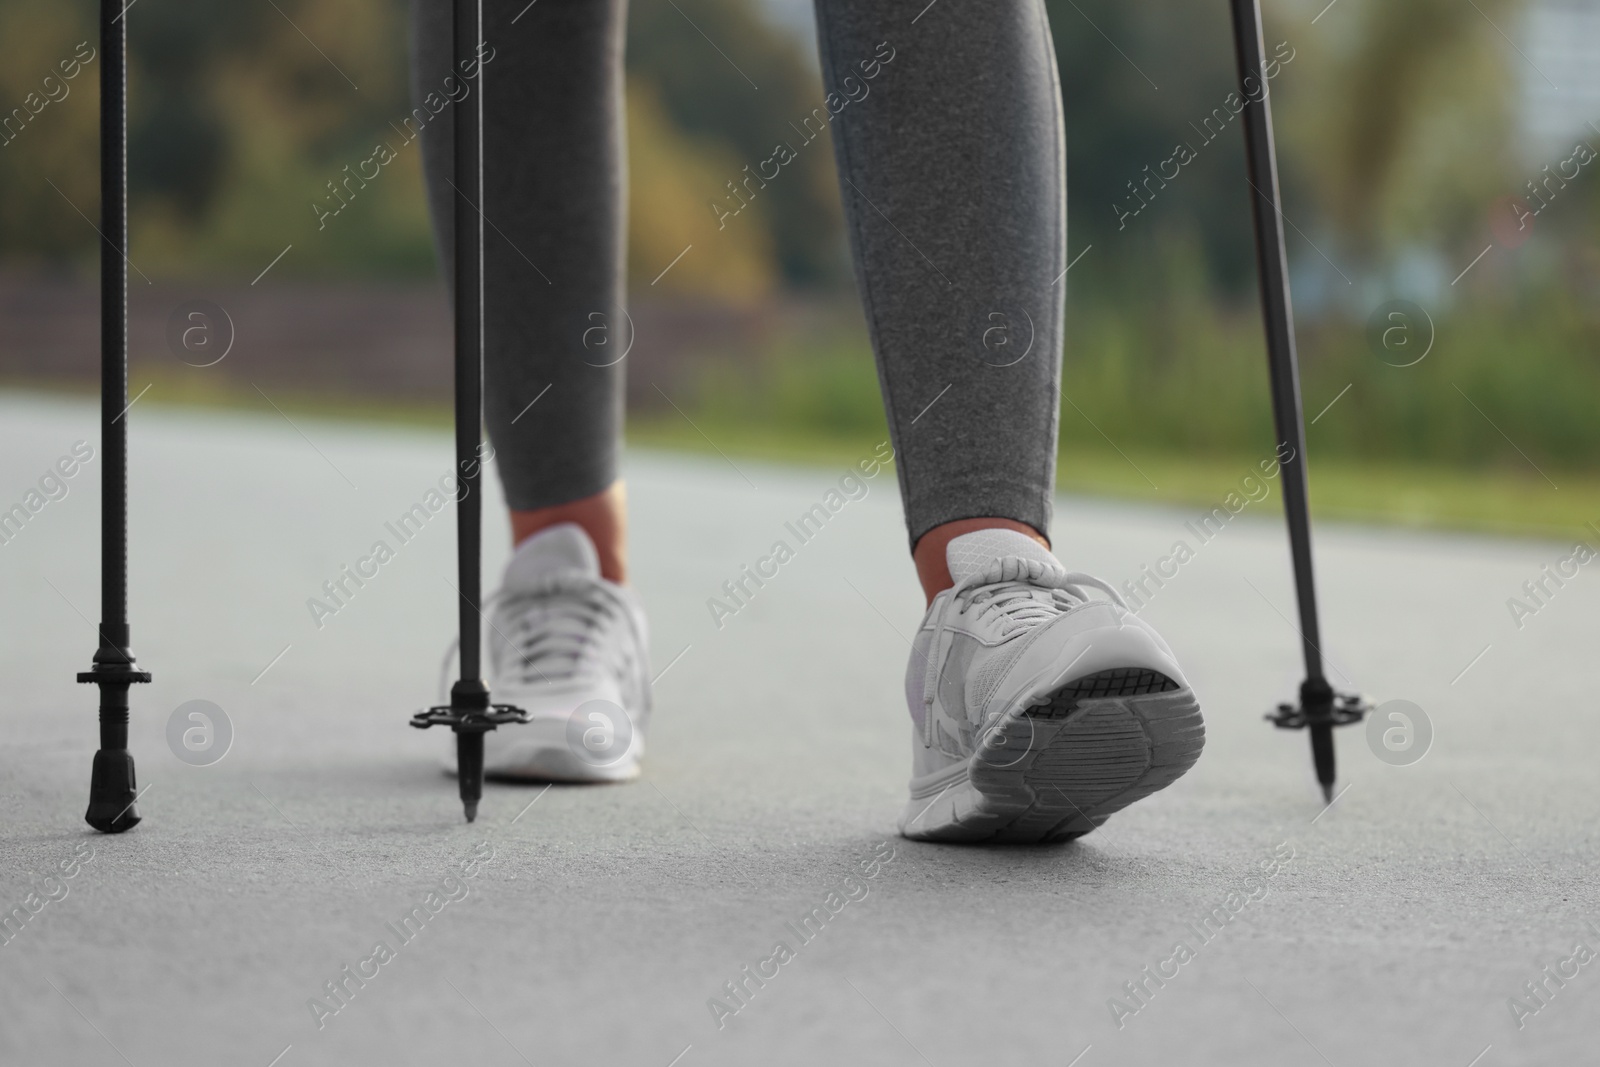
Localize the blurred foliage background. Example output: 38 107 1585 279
2 0 1598 532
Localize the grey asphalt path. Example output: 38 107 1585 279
2 391 1596 1067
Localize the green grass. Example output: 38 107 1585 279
629 286 1600 543
11 308 1600 547
629 416 1600 543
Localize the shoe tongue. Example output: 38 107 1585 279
503 523 601 592
945 528 1060 583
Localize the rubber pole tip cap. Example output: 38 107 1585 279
85 749 141 834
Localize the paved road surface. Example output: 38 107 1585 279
1 393 1595 1066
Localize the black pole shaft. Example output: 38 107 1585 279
453 0 483 685
408 0 508 823
101 1 129 655
1227 0 1336 796
446 0 491 823
1227 0 1322 681
81 0 147 834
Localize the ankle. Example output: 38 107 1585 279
510 481 628 583
911 518 1050 605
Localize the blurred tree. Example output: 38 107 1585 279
1046 0 1257 295
627 0 844 287
1280 0 1521 268
0 0 837 292
0 1 102 267
626 81 780 299
132 0 429 275
0 0 1553 308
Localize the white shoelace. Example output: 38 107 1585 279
436 575 642 700
497 574 640 688
920 556 1127 741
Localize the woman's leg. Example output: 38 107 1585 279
411 0 630 580
812 0 1066 600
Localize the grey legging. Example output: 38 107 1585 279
411 0 1065 548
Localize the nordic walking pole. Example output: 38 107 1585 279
410 0 526 821
78 0 149 834
1227 0 1366 801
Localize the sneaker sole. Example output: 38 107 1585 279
439 718 645 784
439 752 642 784
898 667 1204 843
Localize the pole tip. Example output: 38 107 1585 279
463 801 478 823
1320 781 1334 804
85 749 141 834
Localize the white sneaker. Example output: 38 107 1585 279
444 523 651 782
898 528 1204 842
